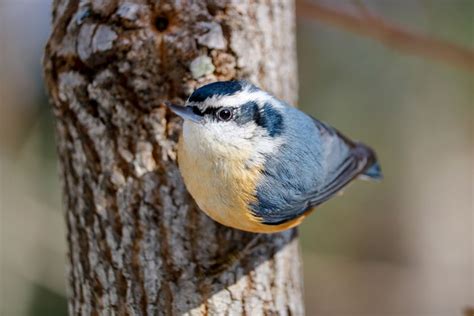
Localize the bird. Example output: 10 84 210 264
166 80 382 234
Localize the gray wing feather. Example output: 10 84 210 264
252 113 377 225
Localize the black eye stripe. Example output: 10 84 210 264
191 106 202 115
191 106 233 119
191 106 218 116
204 108 218 116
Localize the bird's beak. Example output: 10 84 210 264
164 102 204 123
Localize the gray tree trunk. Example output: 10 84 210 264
43 0 303 315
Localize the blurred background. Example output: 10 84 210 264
0 0 472 315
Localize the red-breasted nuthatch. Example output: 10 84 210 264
166 81 382 233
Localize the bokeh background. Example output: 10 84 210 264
0 1 472 315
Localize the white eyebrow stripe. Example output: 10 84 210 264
187 87 277 111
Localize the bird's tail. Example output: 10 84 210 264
356 143 383 181
362 161 383 180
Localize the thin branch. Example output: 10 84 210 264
296 0 474 72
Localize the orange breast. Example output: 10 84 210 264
177 134 310 233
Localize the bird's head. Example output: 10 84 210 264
166 81 285 159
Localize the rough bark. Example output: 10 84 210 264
43 0 303 315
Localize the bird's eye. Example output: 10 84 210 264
216 108 233 121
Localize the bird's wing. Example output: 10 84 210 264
304 118 378 205
252 117 379 226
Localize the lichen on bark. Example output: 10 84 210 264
44 0 303 314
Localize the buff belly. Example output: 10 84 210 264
177 134 306 233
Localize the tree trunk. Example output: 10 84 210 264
43 0 303 315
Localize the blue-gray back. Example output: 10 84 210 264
251 105 380 225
